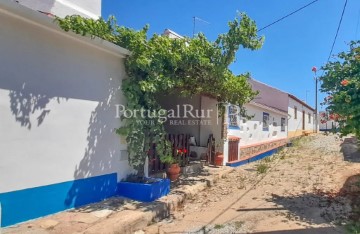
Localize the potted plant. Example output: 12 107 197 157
115 129 172 202
117 175 170 202
160 153 181 181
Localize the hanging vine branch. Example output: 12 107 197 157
56 14 264 177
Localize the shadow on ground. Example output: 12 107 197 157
253 226 342 234
267 173 360 231
268 192 349 225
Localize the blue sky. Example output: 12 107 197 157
102 0 360 110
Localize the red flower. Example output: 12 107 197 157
341 79 349 86
312 66 317 72
183 149 187 153
177 149 182 154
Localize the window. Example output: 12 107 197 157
294 107 297 119
263 112 269 131
281 117 286 132
228 105 239 128
308 113 311 123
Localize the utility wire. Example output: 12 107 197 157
258 0 320 32
326 0 348 63
355 9 360 39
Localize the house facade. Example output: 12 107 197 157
223 101 288 166
319 111 339 131
249 78 316 138
287 94 316 137
223 79 316 166
0 0 131 227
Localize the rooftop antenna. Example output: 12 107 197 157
193 16 210 38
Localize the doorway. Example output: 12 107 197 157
302 111 305 130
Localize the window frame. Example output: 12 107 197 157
263 112 269 131
228 105 240 129
281 117 286 132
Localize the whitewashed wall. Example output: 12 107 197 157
157 93 201 143
157 94 222 148
288 97 315 137
17 0 101 19
227 103 288 147
0 3 131 194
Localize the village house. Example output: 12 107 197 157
0 2 318 227
156 77 316 168
0 0 132 227
319 110 339 131
222 79 316 166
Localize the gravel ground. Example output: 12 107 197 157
144 133 360 234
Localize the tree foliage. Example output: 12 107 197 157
56 14 264 176
320 40 360 137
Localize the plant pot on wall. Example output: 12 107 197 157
166 163 181 181
214 152 224 166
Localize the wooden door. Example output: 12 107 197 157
302 111 305 130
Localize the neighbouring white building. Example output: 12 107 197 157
249 79 316 138
0 0 132 227
163 29 184 39
224 101 288 166
222 79 316 166
319 111 339 131
287 94 316 137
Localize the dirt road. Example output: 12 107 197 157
145 134 360 234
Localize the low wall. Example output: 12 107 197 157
240 138 288 159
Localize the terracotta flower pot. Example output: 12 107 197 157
166 163 181 181
214 152 224 166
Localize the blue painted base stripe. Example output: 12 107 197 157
226 147 281 167
0 173 117 227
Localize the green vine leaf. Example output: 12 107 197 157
55 13 264 176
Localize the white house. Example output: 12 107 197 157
223 79 316 166
163 29 184 39
287 94 316 137
0 0 132 227
249 79 316 138
223 101 288 166
319 111 339 131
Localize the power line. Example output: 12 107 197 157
355 9 360 39
258 0 320 32
326 0 348 63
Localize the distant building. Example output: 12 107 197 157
319 111 339 131
249 79 316 138
163 29 184 39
